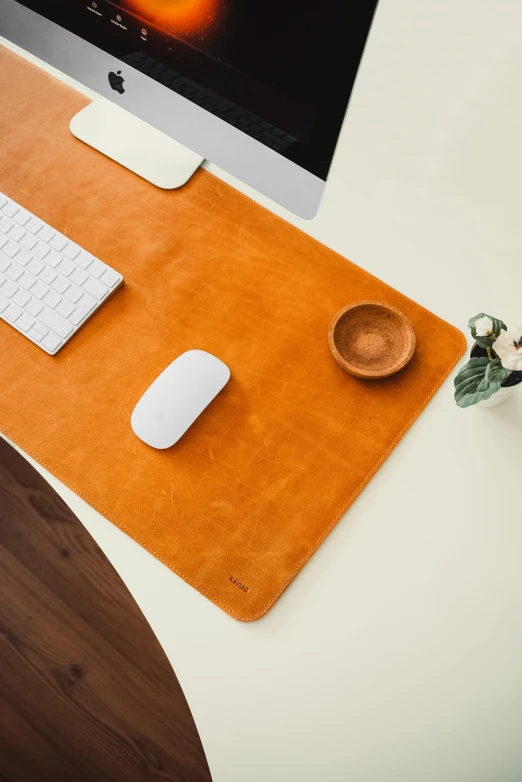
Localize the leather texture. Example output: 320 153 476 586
0 47 466 620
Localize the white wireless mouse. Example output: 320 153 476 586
131 350 230 449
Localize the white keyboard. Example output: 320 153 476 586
0 191 123 355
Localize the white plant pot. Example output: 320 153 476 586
477 384 517 408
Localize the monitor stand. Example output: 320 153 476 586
70 99 204 189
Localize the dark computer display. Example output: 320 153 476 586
15 0 379 180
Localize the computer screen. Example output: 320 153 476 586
14 0 378 181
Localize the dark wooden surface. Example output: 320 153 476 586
0 437 212 782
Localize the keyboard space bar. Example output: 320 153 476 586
39 306 74 339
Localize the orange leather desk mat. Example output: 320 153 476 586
0 47 465 620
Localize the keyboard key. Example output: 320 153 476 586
87 258 107 279
62 242 81 261
37 224 55 243
0 195 7 210
81 276 108 300
49 234 68 252
51 275 70 295
63 284 82 303
12 289 30 308
0 216 13 234
46 249 63 268
0 293 9 312
0 236 8 250
57 258 75 277
70 293 96 325
0 273 5 287
1 280 18 298
15 248 33 267
39 306 74 339
25 216 43 234
101 269 122 288
39 267 58 286
69 267 88 286
18 272 37 291
31 281 49 300
32 321 48 338
56 299 75 319
43 290 62 309
68 307 84 326
5 263 23 282
32 242 50 260
19 233 38 251
13 208 31 226
25 297 44 317
16 313 35 332
41 332 62 353
4 302 22 323
0 255 11 272
2 201 19 219
3 240 20 258
75 250 94 270
7 224 25 242
28 327 43 342
27 258 45 276
77 292 96 312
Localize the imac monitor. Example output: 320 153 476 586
0 0 379 218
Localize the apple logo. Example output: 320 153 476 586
108 70 125 94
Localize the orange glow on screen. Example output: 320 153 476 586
124 0 219 36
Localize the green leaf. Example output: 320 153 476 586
454 357 503 408
468 313 507 349
485 361 512 386
475 335 495 349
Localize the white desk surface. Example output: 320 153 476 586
2 1 522 779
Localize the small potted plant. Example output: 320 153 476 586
454 313 522 408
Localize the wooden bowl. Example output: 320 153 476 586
328 301 416 379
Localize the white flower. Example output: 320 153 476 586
493 322 522 371
474 315 493 336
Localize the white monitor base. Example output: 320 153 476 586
70 99 204 189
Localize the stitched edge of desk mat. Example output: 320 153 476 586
0 45 466 621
